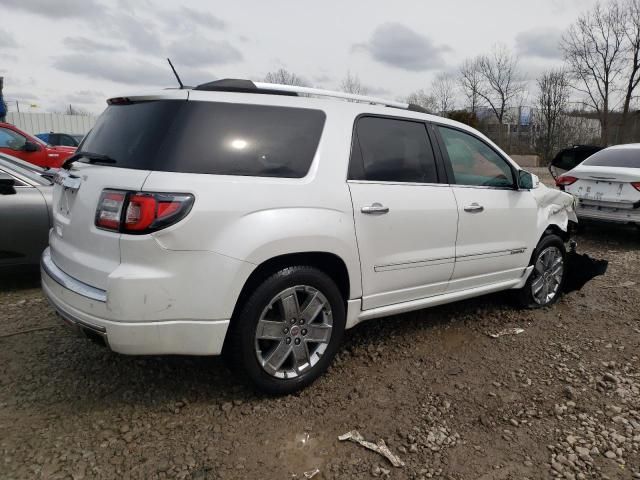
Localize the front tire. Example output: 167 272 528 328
227 266 345 395
514 234 566 309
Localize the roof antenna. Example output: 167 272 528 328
167 58 184 89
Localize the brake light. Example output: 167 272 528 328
556 176 578 189
96 191 126 230
95 189 194 234
632 182 640 192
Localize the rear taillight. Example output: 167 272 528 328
556 176 578 189
95 189 194 234
632 182 640 192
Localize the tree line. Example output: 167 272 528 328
263 0 640 159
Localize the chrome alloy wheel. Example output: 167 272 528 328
531 246 564 305
254 286 333 379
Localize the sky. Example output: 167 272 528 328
0 0 600 115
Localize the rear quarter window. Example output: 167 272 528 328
79 100 326 178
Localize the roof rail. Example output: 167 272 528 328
254 82 410 109
193 78 417 111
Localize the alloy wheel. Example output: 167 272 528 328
254 286 333 379
531 246 564 305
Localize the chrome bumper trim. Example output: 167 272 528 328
41 247 107 303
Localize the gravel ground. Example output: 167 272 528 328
1 174 639 480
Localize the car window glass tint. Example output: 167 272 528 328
351 117 437 183
59 135 76 147
79 101 326 178
554 151 576 171
0 128 26 150
438 126 514 188
582 148 640 168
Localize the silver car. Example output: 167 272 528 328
0 153 54 268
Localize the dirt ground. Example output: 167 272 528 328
1 172 639 480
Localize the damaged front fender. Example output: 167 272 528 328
531 183 578 236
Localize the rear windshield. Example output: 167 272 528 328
79 100 326 178
582 148 640 168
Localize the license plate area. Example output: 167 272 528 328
575 181 624 202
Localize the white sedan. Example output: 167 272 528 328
557 144 640 226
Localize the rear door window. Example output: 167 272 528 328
79 100 326 178
349 116 438 183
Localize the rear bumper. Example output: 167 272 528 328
41 247 230 355
575 204 640 224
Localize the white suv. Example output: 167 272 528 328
41 80 577 394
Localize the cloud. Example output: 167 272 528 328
52 54 172 86
516 28 563 59
4 90 39 102
64 90 106 104
2 0 105 17
355 23 451 71
0 53 18 63
157 7 226 32
101 13 163 55
62 36 122 53
0 29 18 49
365 86 392 97
167 39 243 67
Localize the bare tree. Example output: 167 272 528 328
621 0 640 140
405 89 438 113
263 68 308 86
562 2 626 145
459 58 483 114
340 71 368 95
476 44 524 124
431 72 456 114
536 69 572 162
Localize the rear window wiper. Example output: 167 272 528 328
62 151 118 170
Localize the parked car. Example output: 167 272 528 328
556 144 640 226
41 80 577 394
548 145 604 179
36 132 84 147
0 153 54 268
0 123 76 168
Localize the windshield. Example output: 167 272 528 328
582 148 640 168
32 135 49 146
79 100 326 178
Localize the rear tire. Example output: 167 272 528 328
226 266 345 395
514 234 566 309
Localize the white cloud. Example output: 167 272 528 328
355 23 451 71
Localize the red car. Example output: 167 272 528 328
0 122 76 168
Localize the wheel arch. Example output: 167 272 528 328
528 223 570 266
229 251 352 322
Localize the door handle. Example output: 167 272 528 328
361 203 390 215
463 203 484 213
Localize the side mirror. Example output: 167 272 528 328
0 172 16 195
518 170 539 190
23 141 40 152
